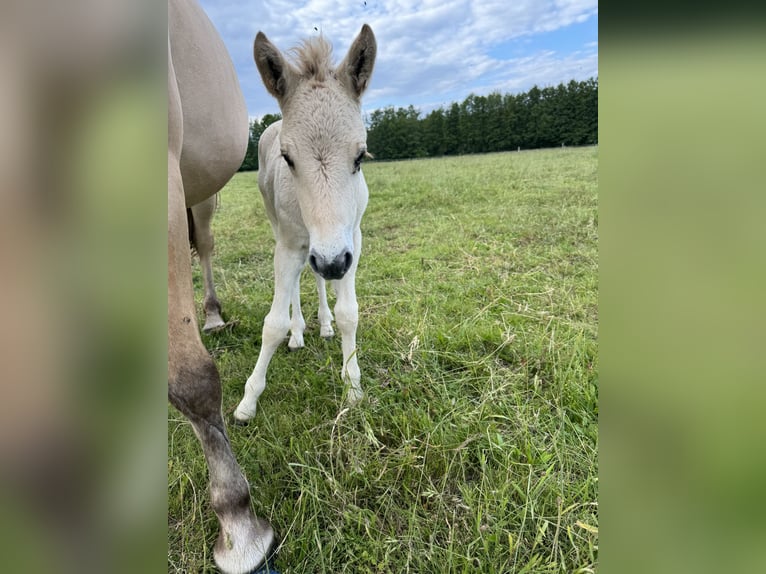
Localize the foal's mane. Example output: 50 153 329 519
288 36 335 82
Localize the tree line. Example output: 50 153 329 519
240 113 281 172
239 77 597 170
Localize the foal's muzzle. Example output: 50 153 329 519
309 248 353 280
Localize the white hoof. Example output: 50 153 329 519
320 324 335 338
288 333 304 350
233 400 257 423
346 386 364 406
214 515 276 574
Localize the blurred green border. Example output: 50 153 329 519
601 17 766 574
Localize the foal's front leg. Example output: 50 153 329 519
287 273 306 350
334 228 363 405
315 274 335 338
234 243 305 422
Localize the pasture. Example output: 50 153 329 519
168 147 598 573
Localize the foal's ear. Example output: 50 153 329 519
338 24 376 100
254 31 295 101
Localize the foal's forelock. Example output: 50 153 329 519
288 37 335 83
280 35 365 145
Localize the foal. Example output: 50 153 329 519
234 25 377 422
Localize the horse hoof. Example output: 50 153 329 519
202 317 227 333
247 533 281 573
346 388 364 406
287 335 304 351
214 516 277 574
233 405 256 424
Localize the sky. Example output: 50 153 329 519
198 0 598 121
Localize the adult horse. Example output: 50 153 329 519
168 0 275 571
234 25 377 422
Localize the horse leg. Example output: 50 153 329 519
169 176 274 573
235 242 305 422
190 196 225 332
167 357 275 573
316 273 335 338
287 272 306 350
333 227 363 405
168 58 274 570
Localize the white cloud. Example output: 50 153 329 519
197 0 598 118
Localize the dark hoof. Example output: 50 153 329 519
248 533 280 574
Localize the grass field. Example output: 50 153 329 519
168 147 599 573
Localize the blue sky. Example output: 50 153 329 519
198 0 598 120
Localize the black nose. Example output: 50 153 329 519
309 249 353 280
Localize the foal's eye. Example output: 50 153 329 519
281 151 295 169
353 149 367 173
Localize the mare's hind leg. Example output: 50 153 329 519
287 272 306 350
190 196 225 332
316 273 335 338
235 242 306 422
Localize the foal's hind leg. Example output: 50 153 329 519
190 196 225 332
316 274 335 338
235 242 306 422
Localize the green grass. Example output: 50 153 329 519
168 147 598 573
